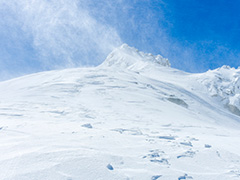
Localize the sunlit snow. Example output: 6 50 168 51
0 44 239 180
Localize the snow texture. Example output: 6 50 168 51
0 44 240 179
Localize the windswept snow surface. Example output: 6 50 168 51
0 44 240 180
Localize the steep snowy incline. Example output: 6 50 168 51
101 44 240 120
0 44 239 180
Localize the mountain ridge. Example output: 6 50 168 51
0 44 239 179
2 44 240 118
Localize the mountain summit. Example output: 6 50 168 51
0 45 239 179
101 44 170 70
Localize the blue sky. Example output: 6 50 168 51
0 0 240 80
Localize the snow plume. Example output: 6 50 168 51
84 0 201 73
0 0 122 75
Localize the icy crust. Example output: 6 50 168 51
198 65 240 115
101 44 170 70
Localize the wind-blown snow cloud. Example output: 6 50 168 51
0 0 122 80
1 0 238 81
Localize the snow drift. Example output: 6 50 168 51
0 44 239 180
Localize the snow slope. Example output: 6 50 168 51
0 44 240 180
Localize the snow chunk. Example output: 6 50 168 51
100 44 170 71
81 123 93 129
106 164 114 170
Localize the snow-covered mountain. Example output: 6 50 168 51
0 44 240 180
